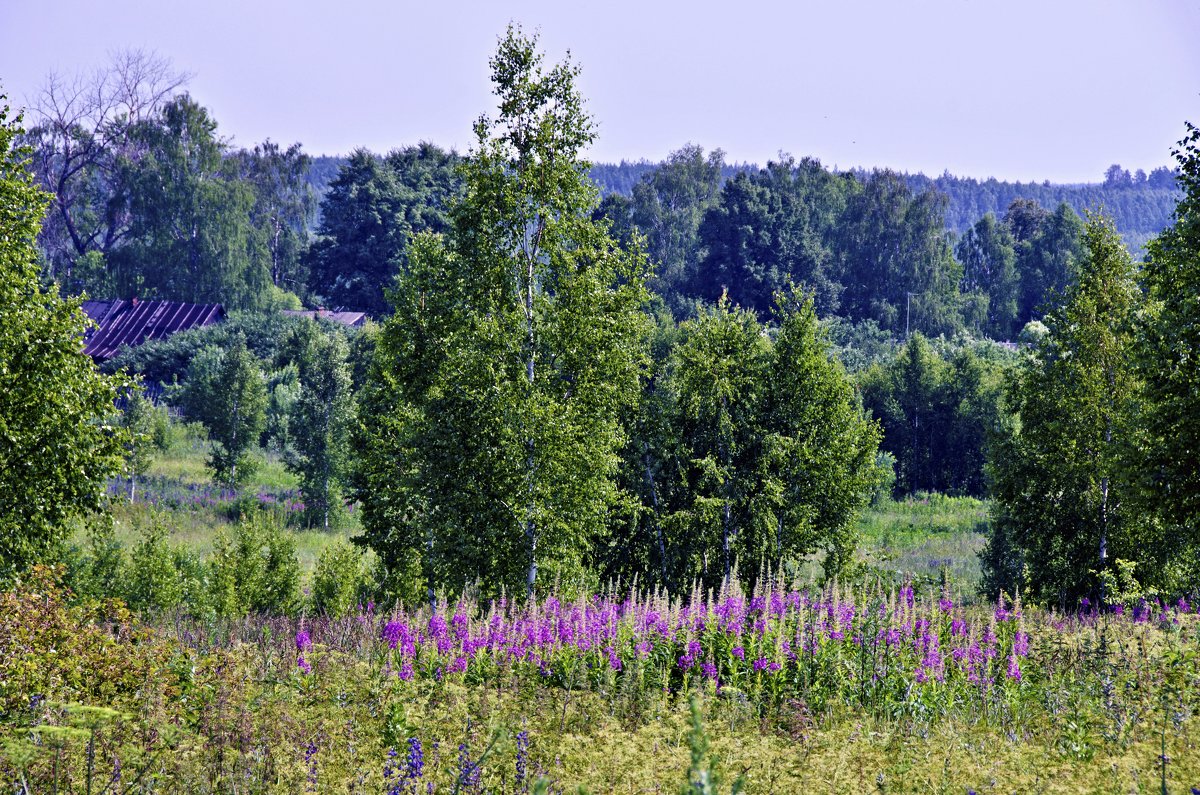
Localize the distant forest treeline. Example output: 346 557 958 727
310 154 1181 249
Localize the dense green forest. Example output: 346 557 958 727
4 34 1200 794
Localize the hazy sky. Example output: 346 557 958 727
2 0 1198 183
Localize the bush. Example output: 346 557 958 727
311 540 369 617
125 518 183 613
67 517 126 602
208 514 302 618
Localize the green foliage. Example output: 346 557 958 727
110 95 273 309
311 539 368 618
119 386 159 500
0 99 130 581
986 214 1152 603
629 144 725 315
208 514 302 618
125 517 185 613
860 334 1010 498
280 320 354 529
607 292 880 589
263 363 300 454
1007 199 1086 324
956 212 1020 339
697 156 849 317
1140 121 1200 578
199 335 268 488
106 310 305 386
834 170 964 336
680 698 744 795
233 139 315 297
355 26 651 598
306 144 462 314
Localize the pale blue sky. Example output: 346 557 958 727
2 0 1198 182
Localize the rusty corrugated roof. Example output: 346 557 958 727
281 309 367 327
82 300 226 359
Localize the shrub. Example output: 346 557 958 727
311 540 369 617
125 518 183 613
208 514 302 618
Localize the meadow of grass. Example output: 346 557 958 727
90 435 358 584
857 493 990 593
102 432 992 596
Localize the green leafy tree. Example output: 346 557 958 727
1006 199 1085 324
234 139 315 297
306 144 461 315
630 144 725 314
22 49 188 293
697 157 849 317
986 215 1151 603
198 335 268 488
207 514 301 617
666 295 772 584
758 290 881 575
311 539 370 618
834 171 963 336
125 518 184 613
0 99 130 581
956 212 1020 339
354 27 650 598
1140 121 1200 581
110 95 271 309
860 335 1010 498
644 291 879 588
119 386 158 501
280 320 353 529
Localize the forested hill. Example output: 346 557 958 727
902 168 1180 252
311 155 1179 251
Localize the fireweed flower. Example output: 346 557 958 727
297 655 312 675
732 646 745 660
295 630 312 653
1006 653 1022 681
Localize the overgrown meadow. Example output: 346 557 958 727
4 555 1200 793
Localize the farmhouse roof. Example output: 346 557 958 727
82 299 226 360
281 309 368 328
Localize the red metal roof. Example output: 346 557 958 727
281 309 367 327
82 300 225 359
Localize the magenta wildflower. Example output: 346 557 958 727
295 630 312 653
1006 654 1022 681
297 655 312 674
732 645 745 660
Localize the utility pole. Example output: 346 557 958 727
905 292 916 340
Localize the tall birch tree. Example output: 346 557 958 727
354 27 650 599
